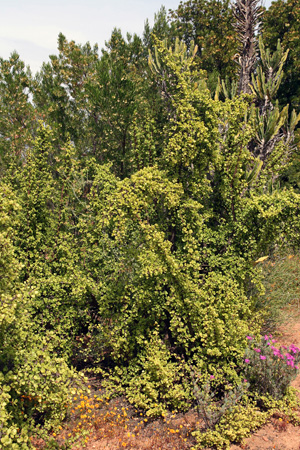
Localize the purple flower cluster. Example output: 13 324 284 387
243 334 300 398
245 334 300 370
270 344 300 368
290 344 300 354
271 346 283 358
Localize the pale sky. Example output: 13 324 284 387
0 0 273 75
0 0 181 74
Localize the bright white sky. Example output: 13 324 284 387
1 0 272 75
0 0 181 74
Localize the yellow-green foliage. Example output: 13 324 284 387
193 403 269 449
0 374 30 450
79 39 300 414
0 183 21 296
0 139 87 447
0 292 86 448
84 165 256 371
125 330 192 417
256 386 300 423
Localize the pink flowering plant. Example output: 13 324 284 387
243 335 300 398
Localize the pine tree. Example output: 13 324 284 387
0 52 35 172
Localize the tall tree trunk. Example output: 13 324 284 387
234 0 262 94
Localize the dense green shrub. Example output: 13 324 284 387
0 156 86 448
